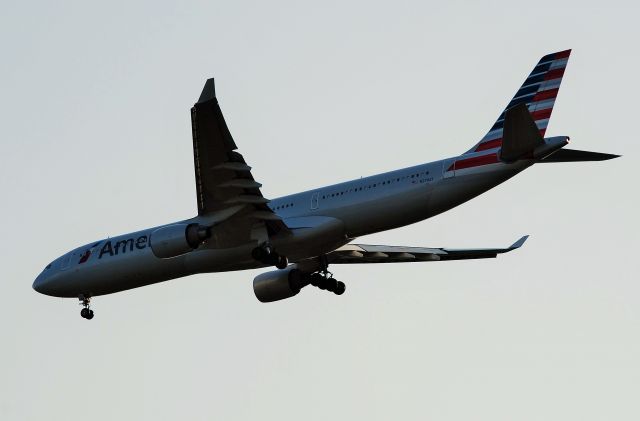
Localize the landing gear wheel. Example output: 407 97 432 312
308 273 324 287
334 281 346 295
267 252 280 266
305 271 346 296
78 295 94 320
252 246 267 262
251 247 260 260
326 277 338 292
252 244 288 270
80 308 95 320
276 255 289 270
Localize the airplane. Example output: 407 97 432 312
33 49 619 319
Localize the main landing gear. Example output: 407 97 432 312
252 244 288 270
305 271 346 296
79 295 94 320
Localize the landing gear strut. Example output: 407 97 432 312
252 244 289 270
79 295 94 320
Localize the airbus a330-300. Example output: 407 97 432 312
33 50 618 319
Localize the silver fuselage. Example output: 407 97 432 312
33 154 530 297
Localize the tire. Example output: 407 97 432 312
309 273 323 287
252 247 265 262
276 255 288 269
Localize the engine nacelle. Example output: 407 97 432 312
149 223 210 259
253 267 304 303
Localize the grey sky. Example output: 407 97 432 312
1 1 638 420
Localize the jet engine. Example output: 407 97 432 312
149 223 210 258
253 267 305 303
253 267 346 302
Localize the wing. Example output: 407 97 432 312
191 79 288 239
325 236 528 264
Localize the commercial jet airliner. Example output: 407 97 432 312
33 50 618 319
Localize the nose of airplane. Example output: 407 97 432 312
32 273 45 293
33 272 55 296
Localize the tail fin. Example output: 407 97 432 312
466 49 572 154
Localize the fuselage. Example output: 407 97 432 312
33 152 530 298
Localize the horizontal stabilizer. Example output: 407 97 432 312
500 103 545 162
540 148 621 163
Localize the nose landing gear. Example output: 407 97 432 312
79 295 94 320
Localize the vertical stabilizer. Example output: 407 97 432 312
465 50 571 154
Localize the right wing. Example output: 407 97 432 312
325 236 529 264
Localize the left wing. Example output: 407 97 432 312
191 79 289 242
325 236 528 264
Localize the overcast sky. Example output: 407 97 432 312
1 1 638 420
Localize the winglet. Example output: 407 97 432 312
509 235 529 250
197 78 216 104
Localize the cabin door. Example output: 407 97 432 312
310 192 320 210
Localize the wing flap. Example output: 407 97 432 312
500 103 545 162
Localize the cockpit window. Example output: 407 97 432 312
60 254 71 270
45 263 52 270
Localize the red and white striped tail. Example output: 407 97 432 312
466 49 571 155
